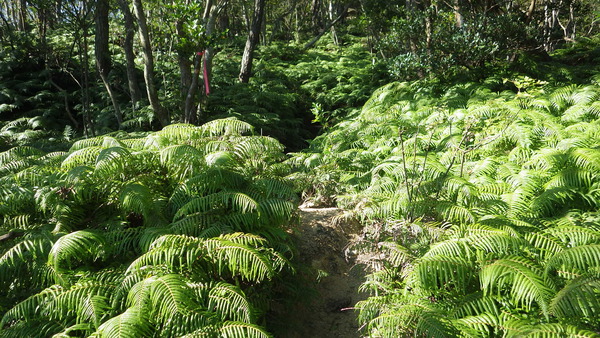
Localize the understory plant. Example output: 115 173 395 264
0 118 297 337
290 74 600 336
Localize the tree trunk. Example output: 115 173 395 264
303 4 349 50
177 18 193 119
95 0 123 128
454 0 463 28
328 0 338 45
81 18 95 137
543 0 560 51
18 0 28 31
181 0 227 123
132 0 170 127
117 0 142 111
525 0 537 23
239 0 266 83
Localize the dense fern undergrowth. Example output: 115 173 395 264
2 41 600 337
289 71 600 336
0 118 298 337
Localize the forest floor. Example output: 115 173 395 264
272 207 368 337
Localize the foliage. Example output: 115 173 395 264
0 118 297 337
205 41 388 148
290 71 600 335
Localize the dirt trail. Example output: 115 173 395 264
278 207 367 338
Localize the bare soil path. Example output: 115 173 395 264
276 207 367 338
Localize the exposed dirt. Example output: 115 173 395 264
274 207 368 338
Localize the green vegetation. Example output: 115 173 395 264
292 71 600 336
1 0 600 337
0 119 296 337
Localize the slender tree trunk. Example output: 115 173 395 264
184 54 201 124
543 0 560 51
328 0 338 45
311 0 321 32
241 0 250 31
117 0 142 111
132 0 169 127
303 4 349 50
454 0 463 28
239 0 266 83
81 21 95 137
525 0 536 23
181 0 227 123
177 18 193 118
18 0 28 31
95 0 123 128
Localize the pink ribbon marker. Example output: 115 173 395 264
202 51 210 95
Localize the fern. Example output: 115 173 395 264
92 306 154 338
481 256 553 318
48 230 107 277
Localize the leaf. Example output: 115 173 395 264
550 275 600 319
480 256 553 318
413 255 474 293
546 244 600 275
93 306 153 338
218 321 271 338
48 230 107 276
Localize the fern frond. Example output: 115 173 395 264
544 225 600 247
423 238 472 259
525 231 566 260
160 145 205 180
0 146 44 165
480 256 552 318
466 231 526 255
69 137 106 152
61 147 103 170
435 201 476 224
93 147 131 180
48 230 107 276
200 118 254 137
118 183 158 224
413 255 474 293
378 241 415 268
204 238 276 282
1 285 63 326
207 282 252 323
44 280 115 322
147 274 196 320
455 313 499 336
233 137 284 161
175 192 259 220
217 321 272 338
550 275 600 319
154 124 202 146
520 322 600 338
257 199 295 224
546 244 600 275
93 306 154 338
452 292 500 319
0 319 64 338
78 295 111 329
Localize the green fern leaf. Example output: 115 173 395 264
550 275 600 319
207 282 251 323
546 244 600 275
93 306 153 338
218 321 271 338
413 255 475 293
200 118 254 137
48 230 107 276
481 256 553 318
